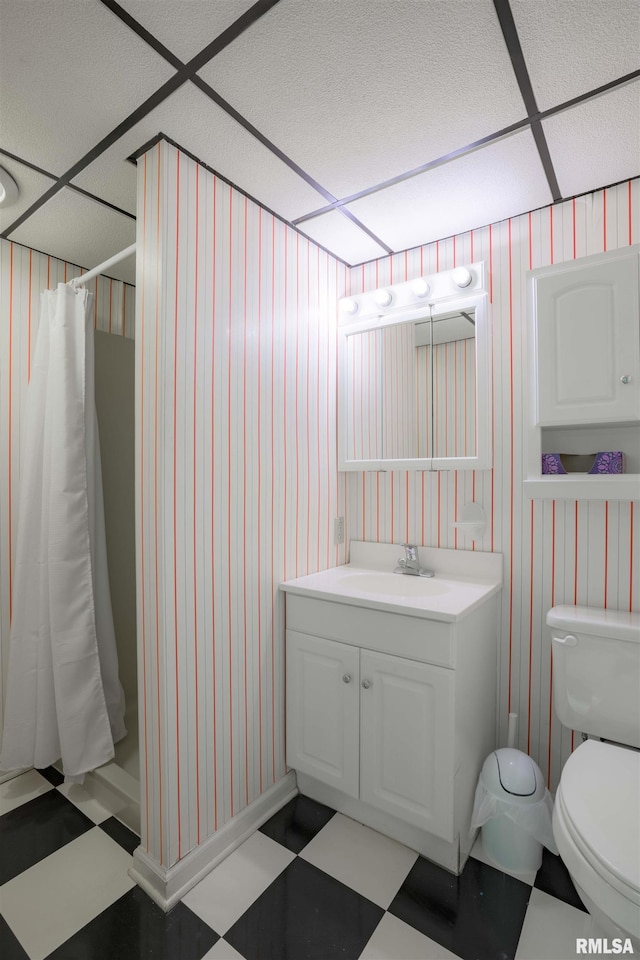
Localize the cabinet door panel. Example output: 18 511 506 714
535 254 639 425
360 650 454 840
286 631 360 798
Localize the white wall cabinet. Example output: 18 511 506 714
526 245 640 500
534 253 639 426
284 589 498 873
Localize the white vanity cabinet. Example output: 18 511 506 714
283 566 499 875
286 631 360 800
287 632 454 841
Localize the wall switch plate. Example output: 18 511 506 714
334 516 345 545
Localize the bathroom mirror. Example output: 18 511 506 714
338 266 491 471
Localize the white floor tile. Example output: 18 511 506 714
360 912 461 960
470 832 538 886
56 781 119 824
0 827 135 960
182 830 295 935
299 812 419 909
0 770 53 816
202 939 246 959
515 887 593 960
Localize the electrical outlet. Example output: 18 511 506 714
334 516 345 545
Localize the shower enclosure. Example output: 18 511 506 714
90 328 139 832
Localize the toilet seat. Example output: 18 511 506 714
553 740 640 939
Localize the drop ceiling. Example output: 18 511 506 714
1 0 638 285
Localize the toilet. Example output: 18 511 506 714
548 605 640 948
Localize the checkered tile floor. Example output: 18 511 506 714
0 768 593 960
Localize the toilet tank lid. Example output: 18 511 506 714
547 605 640 642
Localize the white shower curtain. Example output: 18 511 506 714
1 283 126 779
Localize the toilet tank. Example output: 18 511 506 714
548 605 640 748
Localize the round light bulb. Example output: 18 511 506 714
341 298 359 315
452 267 472 288
0 166 19 207
411 278 430 298
374 288 393 307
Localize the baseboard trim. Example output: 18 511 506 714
129 771 297 911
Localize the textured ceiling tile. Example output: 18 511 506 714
73 84 328 222
10 188 136 284
117 0 257 63
0 157 56 234
0 0 174 174
543 80 640 198
199 0 526 198
344 129 553 252
298 210 389 265
512 0 640 112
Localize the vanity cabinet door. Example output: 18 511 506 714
285 631 360 799
533 251 640 426
359 650 455 841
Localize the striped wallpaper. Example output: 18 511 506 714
345 179 640 791
135 141 347 869
2 147 638 878
0 239 135 749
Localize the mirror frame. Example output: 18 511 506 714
337 264 491 472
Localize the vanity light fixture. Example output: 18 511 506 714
411 278 431 298
341 298 360 315
374 288 393 307
452 267 472 288
0 166 19 207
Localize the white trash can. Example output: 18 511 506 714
471 748 558 874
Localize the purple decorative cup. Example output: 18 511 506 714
541 453 567 475
588 451 624 474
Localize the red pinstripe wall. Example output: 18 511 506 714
136 141 348 868
0 238 135 748
346 180 640 789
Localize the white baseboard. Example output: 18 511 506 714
0 767 32 785
129 771 297 912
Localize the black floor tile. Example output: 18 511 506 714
534 847 587 912
225 856 384 960
389 854 532 960
0 790 94 884
259 794 336 854
0 915 29 960
37 766 65 786
99 817 139 855
45 886 219 960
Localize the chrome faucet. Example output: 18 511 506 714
394 544 435 578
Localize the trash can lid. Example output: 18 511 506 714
480 748 545 799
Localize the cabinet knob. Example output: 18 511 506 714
361 679 372 689
342 674 352 684
620 375 631 384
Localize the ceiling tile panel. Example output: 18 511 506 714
9 188 136 284
512 0 640 112
0 157 56 234
117 0 257 63
344 129 553 252
299 210 389 265
199 0 527 198
543 80 640 199
0 0 174 174
72 83 328 222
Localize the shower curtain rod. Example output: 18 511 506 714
68 242 136 287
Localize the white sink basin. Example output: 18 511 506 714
344 572 449 597
281 543 502 622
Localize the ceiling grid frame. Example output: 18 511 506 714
0 0 637 274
